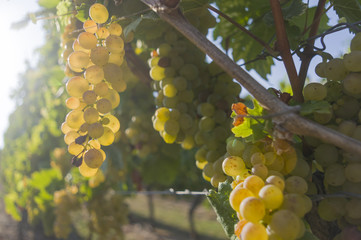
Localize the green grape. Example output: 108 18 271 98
90 46 109 66
343 51 361 72
266 175 285 191
352 125 361 141
85 65 104 84
268 209 301 240
96 98 112 114
199 116 215 132
258 184 283 210
65 97 80 109
83 19 97 34
339 120 357 137
285 176 308 194
89 3 109 24
226 138 246 157
281 193 310 218
197 102 215 117
315 62 327 78
84 107 99 124
84 148 104 168
251 152 266 166
351 32 361 51
318 198 347 221
334 96 360 119
98 127 115 146
325 80 343 102
77 32 97 50
251 164 268 180
267 154 284 172
108 22 123 36
345 198 361 219
303 82 327 101
345 163 361 182
68 51 89 72
314 144 339 167
313 111 333 124
222 156 246 177
88 122 104 139
163 84 178 97
343 73 361 97
239 197 266 222
324 58 348 81
240 222 268 240
173 76 187 90
66 110 85 129
179 64 199 80
179 113 193 130
289 158 310 179
157 43 172 57
164 119 180 136
94 82 109 96
83 90 97 105
210 173 227 188
214 109 227 124
105 35 124 53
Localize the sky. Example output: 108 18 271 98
0 1 355 148
0 0 45 147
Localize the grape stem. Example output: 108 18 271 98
139 0 361 156
269 0 304 103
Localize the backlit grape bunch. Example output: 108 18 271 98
301 32 361 238
60 3 125 177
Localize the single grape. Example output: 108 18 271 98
89 3 109 24
84 148 103 168
303 82 327 101
243 175 265 195
222 156 246 177
258 184 283 210
239 197 266 222
269 209 301 240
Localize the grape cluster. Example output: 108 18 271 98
53 188 80 239
221 136 312 240
60 3 126 177
303 32 361 237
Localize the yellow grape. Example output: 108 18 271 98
68 142 84 155
251 163 268 180
243 175 265 195
266 175 285 191
258 184 283 210
83 19 98 33
105 35 124 53
77 32 97 49
72 39 90 53
88 139 101 149
155 107 170 121
109 52 124 66
153 118 165 131
68 51 89 72
110 78 127 92
89 3 109 24
98 127 115 146
96 27 110 39
79 160 99 177
82 90 97 105
241 222 268 240
161 131 176 144
90 46 109 66
66 76 89 98
102 115 120 133
61 122 73 135
96 98 112 114
103 63 123 83
150 66 165 81
84 148 103 168
83 107 99 124
84 65 104 84
66 110 85 129
229 185 254 212
222 156 246 177
65 97 80 109
108 22 123 36
64 130 79 145
240 197 266 222
88 122 104 139
104 89 120 109
93 82 109 96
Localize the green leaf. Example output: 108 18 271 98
181 0 209 12
38 0 60 9
232 117 253 138
289 7 329 36
263 0 307 24
76 3 91 22
299 101 331 116
332 0 361 24
207 181 238 240
124 17 143 38
4 193 21 221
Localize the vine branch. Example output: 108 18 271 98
269 0 303 103
139 0 361 156
298 0 327 88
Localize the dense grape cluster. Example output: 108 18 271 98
60 3 126 177
222 135 312 240
302 32 361 238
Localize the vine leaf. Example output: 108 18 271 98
181 0 209 12
38 0 60 9
299 101 331 116
263 0 307 24
332 0 361 24
75 3 91 22
207 181 238 240
124 17 143 38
